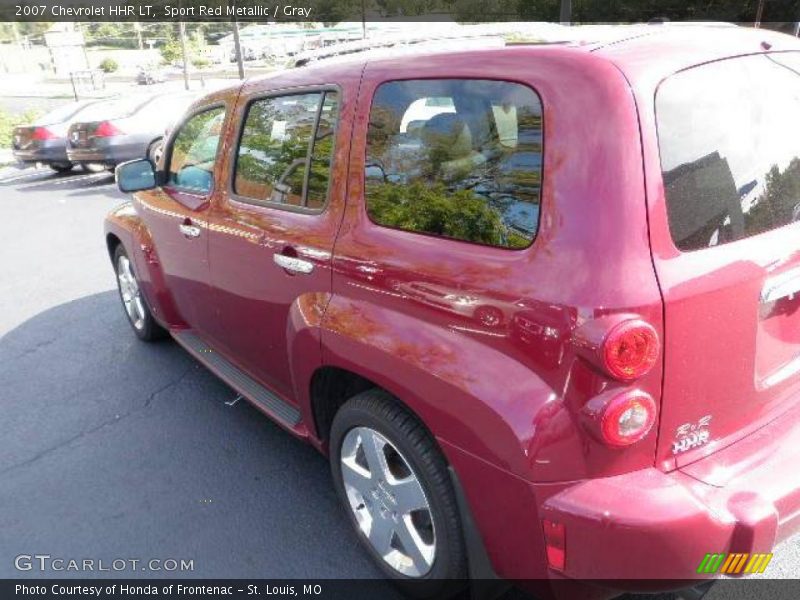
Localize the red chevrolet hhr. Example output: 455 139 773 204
106 24 800 599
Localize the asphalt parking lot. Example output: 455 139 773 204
0 164 796 597
0 165 399 588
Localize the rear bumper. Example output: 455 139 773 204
67 138 148 166
443 401 800 598
12 142 69 165
542 400 800 582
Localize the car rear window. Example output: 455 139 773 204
36 101 93 126
364 79 543 249
656 53 800 251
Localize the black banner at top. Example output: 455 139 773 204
2 0 800 23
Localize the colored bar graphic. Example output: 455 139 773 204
697 552 773 574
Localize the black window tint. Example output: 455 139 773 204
168 106 226 194
234 91 338 210
365 79 543 249
306 92 339 210
657 54 800 251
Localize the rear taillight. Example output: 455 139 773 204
542 519 566 571
31 127 57 141
599 390 656 447
94 121 123 137
602 319 659 381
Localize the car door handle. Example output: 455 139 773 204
179 223 201 239
761 268 800 303
274 253 314 274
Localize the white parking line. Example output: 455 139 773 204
20 172 112 189
0 169 50 184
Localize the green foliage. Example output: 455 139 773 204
745 159 800 237
159 38 183 64
99 58 118 73
0 22 51 43
191 56 211 69
367 181 511 246
160 30 208 67
0 109 42 149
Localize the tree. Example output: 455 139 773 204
159 38 183 64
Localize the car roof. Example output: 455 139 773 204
256 24 800 90
590 24 800 82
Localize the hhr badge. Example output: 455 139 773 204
672 415 712 455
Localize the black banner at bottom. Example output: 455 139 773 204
4 579 800 600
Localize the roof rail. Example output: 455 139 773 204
290 28 516 68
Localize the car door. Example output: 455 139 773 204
207 85 346 402
133 104 227 332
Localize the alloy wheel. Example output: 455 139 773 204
117 254 146 331
340 426 436 577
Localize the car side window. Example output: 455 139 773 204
365 79 543 249
234 90 339 210
167 106 226 194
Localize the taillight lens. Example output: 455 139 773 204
600 390 656 447
602 319 659 380
94 121 123 137
542 519 566 571
32 127 57 141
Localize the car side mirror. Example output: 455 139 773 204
116 159 157 193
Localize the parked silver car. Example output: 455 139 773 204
66 92 197 170
12 100 104 172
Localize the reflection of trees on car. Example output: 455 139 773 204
367 180 518 247
745 158 800 237
365 79 543 249
235 93 338 208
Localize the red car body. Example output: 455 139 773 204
105 25 800 597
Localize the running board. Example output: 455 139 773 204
171 329 301 427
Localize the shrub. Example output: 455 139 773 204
99 58 118 73
0 109 42 149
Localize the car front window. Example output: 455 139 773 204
167 107 226 194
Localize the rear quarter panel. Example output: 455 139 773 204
323 48 663 484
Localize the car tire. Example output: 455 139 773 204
474 305 504 328
82 163 106 173
330 389 467 598
113 244 167 342
50 163 73 173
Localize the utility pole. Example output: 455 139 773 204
361 0 367 39
560 0 572 26
134 23 144 50
232 20 245 80
179 21 189 90
794 22 800 37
